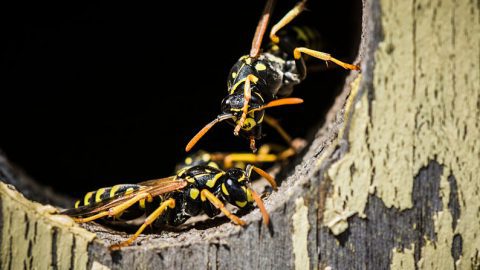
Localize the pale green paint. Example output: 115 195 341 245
323 0 479 267
0 183 96 270
292 197 310 270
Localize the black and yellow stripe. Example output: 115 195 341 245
268 25 323 57
290 26 322 52
75 184 141 208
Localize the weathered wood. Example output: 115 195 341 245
1 0 479 269
318 0 480 269
0 183 95 270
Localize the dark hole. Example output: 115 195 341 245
0 0 362 200
334 226 352 247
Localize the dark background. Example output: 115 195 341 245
0 1 362 199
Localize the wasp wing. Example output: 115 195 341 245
61 176 188 217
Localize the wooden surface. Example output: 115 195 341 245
1 0 479 269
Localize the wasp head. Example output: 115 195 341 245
220 168 254 209
220 92 264 132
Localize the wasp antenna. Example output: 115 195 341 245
248 187 270 226
250 0 277 58
185 114 234 152
250 165 277 190
250 98 304 113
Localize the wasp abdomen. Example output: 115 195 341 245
269 25 323 58
75 184 141 208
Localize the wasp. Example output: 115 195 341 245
177 140 304 172
185 0 360 152
61 163 276 249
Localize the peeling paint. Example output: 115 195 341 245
0 182 96 270
418 211 455 269
390 245 415 270
417 170 456 269
325 210 356 236
292 197 310 270
323 0 479 266
389 171 458 270
324 91 371 233
91 261 111 270
369 0 417 210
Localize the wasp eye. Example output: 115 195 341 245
221 97 232 113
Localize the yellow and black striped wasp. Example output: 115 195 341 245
177 140 303 172
186 0 360 152
61 163 276 250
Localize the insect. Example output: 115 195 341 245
177 141 302 172
61 164 276 249
185 0 360 152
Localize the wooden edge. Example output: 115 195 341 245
0 182 96 270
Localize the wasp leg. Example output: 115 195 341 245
262 115 302 160
73 212 109 223
212 144 284 169
257 144 273 156
293 47 360 70
277 147 296 161
249 136 257 153
200 189 246 226
110 198 176 250
263 115 293 146
269 0 359 72
269 0 307 44
257 143 296 161
73 193 153 223
223 152 278 169
234 74 257 136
